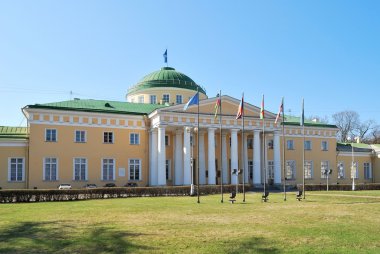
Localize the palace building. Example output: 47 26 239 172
0 66 379 189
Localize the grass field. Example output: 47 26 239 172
1 191 380 254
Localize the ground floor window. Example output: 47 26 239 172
320 161 329 179
166 160 171 180
351 161 358 179
267 160 274 180
129 159 141 181
248 160 253 180
286 160 296 180
74 158 87 181
8 158 24 181
364 162 372 179
102 158 115 181
44 157 58 181
337 161 345 179
305 161 313 179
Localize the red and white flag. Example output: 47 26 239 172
275 98 284 124
236 95 244 120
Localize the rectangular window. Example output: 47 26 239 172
305 160 313 179
129 159 141 181
138 96 144 103
320 161 329 179
130 133 140 145
321 141 328 151
8 158 24 181
190 135 194 146
247 138 253 149
351 161 358 179
267 160 274 179
45 129 57 142
104 132 113 143
75 130 86 143
165 135 169 146
268 140 273 150
287 140 294 150
74 158 87 181
286 160 296 180
176 95 182 104
150 95 157 104
248 160 253 180
337 161 345 179
162 94 170 103
364 162 372 179
166 160 171 180
44 157 58 181
102 158 115 181
304 140 312 150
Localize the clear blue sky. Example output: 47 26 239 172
1 0 379 126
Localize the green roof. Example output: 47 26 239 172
0 126 28 140
337 142 373 153
284 116 337 128
27 99 168 115
127 67 207 95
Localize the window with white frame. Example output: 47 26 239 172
268 140 274 150
176 95 182 104
321 141 328 151
320 161 329 179
8 158 24 182
129 159 141 181
104 132 113 143
247 138 253 149
166 160 171 180
46 129 57 142
267 161 274 179
337 161 345 179
150 95 157 104
286 160 296 180
304 140 312 150
287 140 294 150
130 133 140 145
102 158 115 181
74 158 87 181
138 96 144 103
305 160 313 179
248 160 253 180
162 94 170 103
165 135 169 146
75 130 86 143
364 162 372 179
44 157 58 181
351 161 358 179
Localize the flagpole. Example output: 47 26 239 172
219 91 223 203
281 98 287 201
197 87 200 204
302 98 306 200
262 95 266 197
242 93 246 202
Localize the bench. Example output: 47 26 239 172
261 191 269 202
296 190 303 201
229 192 236 204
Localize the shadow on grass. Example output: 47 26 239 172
228 236 280 254
0 221 150 253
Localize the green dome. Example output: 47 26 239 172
127 67 206 95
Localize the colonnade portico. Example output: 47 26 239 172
149 125 282 187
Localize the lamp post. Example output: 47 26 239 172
324 169 332 191
347 136 357 191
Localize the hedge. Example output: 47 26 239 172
297 183 380 191
0 185 250 203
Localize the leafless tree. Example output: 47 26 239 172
332 111 360 142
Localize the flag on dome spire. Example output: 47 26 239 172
163 49 168 64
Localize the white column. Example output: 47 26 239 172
274 131 281 184
157 126 166 185
198 131 206 184
150 129 158 186
253 129 261 185
183 127 191 185
208 128 216 185
243 133 249 184
230 129 239 185
222 132 228 184
174 129 183 185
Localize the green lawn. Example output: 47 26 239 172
1 191 380 253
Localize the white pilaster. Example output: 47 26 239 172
208 128 216 185
230 129 239 185
222 132 228 184
274 131 281 184
157 126 166 185
199 131 206 184
183 127 191 185
150 129 158 186
253 129 261 185
174 129 183 185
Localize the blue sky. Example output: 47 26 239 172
1 0 379 126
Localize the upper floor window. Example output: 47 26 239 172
304 140 312 150
130 133 140 145
247 138 253 149
162 94 170 104
75 130 86 143
287 140 294 150
321 141 328 151
176 95 182 104
165 135 170 146
8 158 24 182
138 96 144 103
104 132 113 143
268 140 273 149
150 95 157 104
46 129 57 142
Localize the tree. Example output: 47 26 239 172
332 111 359 142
